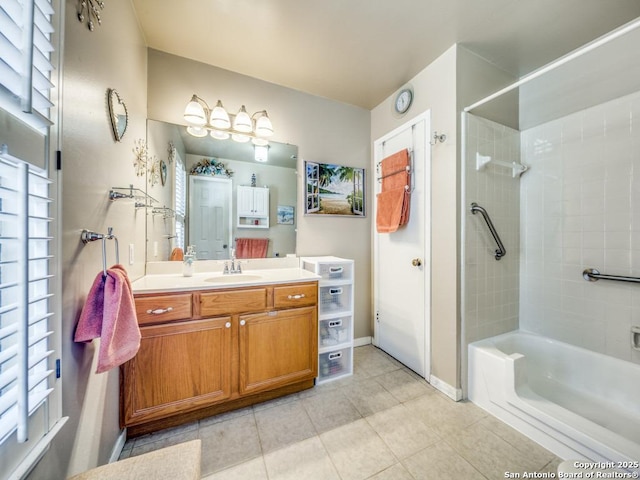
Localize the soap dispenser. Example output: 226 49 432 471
183 245 196 277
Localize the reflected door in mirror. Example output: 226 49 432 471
189 176 232 260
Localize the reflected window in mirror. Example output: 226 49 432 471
174 155 186 253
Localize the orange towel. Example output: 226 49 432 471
236 238 269 259
170 247 184 261
376 149 411 232
74 265 141 373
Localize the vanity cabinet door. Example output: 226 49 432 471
122 317 233 427
238 306 317 396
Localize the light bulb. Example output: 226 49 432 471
210 100 231 130
183 95 206 126
233 105 253 133
186 125 207 137
254 112 273 137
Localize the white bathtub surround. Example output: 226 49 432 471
464 114 521 347
520 89 640 365
468 331 640 469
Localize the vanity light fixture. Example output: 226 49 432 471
183 94 273 145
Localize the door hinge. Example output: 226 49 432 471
56 150 62 170
56 358 61 378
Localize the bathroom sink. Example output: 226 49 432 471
204 274 263 284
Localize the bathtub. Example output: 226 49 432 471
468 331 640 470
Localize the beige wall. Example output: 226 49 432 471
371 45 516 392
28 2 148 478
146 50 373 338
371 46 460 389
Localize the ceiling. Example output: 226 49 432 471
131 0 640 110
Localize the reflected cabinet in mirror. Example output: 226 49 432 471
146 119 298 262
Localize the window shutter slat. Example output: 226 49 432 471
0 145 55 446
0 0 54 129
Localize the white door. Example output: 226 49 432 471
189 176 232 260
373 112 431 377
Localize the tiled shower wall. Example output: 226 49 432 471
520 90 640 364
464 113 521 346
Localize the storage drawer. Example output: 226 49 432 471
319 284 352 316
319 316 352 347
135 293 193 326
273 283 317 309
318 347 352 383
313 262 353 281
200 288 267 316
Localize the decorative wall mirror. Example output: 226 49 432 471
107 88 128 142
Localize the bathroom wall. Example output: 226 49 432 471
146 50 373 339
371 45 459 388
464 113 521 346
371 45 516 392
27 2 149 478
520 89 640 365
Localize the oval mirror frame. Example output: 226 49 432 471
107 88 128 142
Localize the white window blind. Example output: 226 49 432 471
174 156 186 251
0 0 55 130
0 146 54 446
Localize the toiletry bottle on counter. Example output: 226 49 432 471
183 245 196 277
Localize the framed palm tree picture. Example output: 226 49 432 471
305 161 365 216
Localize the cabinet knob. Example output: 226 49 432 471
225 322 231 328
146 307 174 315
287 294 306 300
411 258 422 267
240 320 246 326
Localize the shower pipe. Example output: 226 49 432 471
582 268 640 284
470 202 506 261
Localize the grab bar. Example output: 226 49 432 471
583 268 640 284
470 202 506 261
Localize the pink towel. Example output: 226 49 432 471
74 264 141 373
236 238 269 259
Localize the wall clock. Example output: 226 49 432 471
394 87 413 115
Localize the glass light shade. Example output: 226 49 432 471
210 100 231 130
231 133 251 143
186 125 208 137
233 106 253 133
183 96 207 126
210 129 230 140
254 145 269 162
251 137 269 146
254 112 273 137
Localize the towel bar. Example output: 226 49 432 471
81 227 120 275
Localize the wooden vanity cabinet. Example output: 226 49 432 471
121 317 233 427
239 306 317 395
122 281 318 437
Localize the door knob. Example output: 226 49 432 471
412 258 422 267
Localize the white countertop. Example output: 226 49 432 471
131 267 320 294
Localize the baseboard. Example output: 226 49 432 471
429 374 463 401
354 336 372 347
109 429 127 464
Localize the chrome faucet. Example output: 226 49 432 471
223 249 242 274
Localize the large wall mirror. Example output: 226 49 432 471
146 119 298 262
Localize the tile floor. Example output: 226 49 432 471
120 345 561 479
